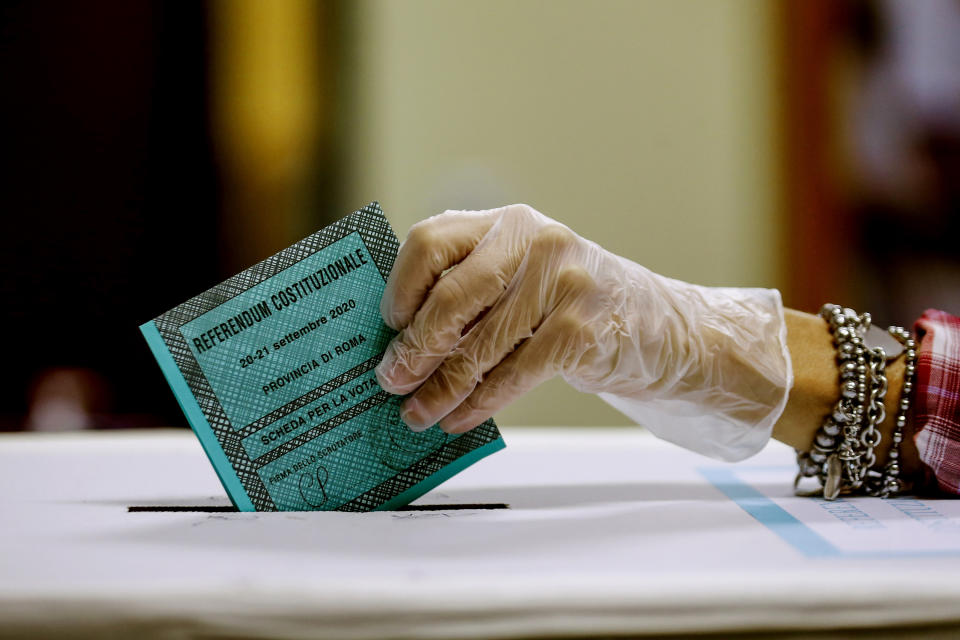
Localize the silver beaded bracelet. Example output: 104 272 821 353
794 304 918 500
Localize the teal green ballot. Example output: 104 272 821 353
140 202 504 511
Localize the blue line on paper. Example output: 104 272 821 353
698 466 960 559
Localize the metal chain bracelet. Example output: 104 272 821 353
794 304 918 500
880 326 917 497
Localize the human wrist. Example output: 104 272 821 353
789 305 919 497
773 309 840 451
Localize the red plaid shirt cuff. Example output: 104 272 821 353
913 309 960 495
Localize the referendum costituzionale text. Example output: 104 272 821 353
189 248 368 354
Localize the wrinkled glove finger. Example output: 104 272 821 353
380 210 496 330
375 229 517 395
400 257 597 430
436 301 591 433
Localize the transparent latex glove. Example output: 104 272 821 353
375 204 793 461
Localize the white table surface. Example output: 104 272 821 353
1 427 959 639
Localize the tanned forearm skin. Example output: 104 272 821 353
773 309 924 485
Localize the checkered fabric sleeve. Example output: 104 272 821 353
913 309 960 495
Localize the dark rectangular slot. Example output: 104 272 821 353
396 503 508 511
128 503 508 513
128 505 238 512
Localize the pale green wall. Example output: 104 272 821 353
339 0 781 427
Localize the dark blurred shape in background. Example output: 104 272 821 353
844 0 960 325
782 0 960 325
1 1 216 429
0 1 338 430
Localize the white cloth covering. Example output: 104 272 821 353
1 428 959 639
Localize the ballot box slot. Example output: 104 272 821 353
127 503 509 513
396 503 509 511
128 506 238 512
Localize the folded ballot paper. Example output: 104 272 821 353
140 202 504 511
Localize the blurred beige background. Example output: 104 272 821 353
337 0 783 427
10 1 953 432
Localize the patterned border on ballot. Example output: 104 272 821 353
337 419 500 511
151 203 404 510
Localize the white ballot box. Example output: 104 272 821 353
1 427 959 639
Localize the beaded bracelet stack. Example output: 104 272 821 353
794 304 918 500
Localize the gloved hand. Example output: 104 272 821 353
375 204 793 461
